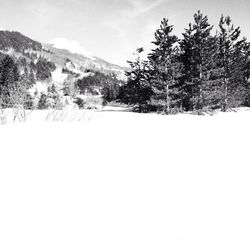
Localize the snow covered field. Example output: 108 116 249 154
0 107 250 250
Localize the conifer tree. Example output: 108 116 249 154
148 18 181 113
8 76 29 108
180 11 215 111
242 42 250 105
179 24 195 110
124 48 153 112
37 92 48 109
230 37 249 107
0 55 19 107
216 15 244 110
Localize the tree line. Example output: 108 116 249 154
120 11 250 113
76 71 123 102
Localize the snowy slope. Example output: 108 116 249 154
0 108 250 250
51 67 68 85
43 44 128 81
50 37 93 58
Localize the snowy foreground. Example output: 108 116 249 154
0 107 250 250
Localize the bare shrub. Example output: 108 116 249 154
12 104 26 122
45 107 93 122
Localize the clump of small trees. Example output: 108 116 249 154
0 55 33 122
76 71 122 101
37 84 63 110
121 11 250 113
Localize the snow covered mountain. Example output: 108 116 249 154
0 30 128 82
49 37 93 58
42 42 127 81
0 30 127 108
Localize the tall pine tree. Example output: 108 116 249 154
148 18 181 113
216 15 247 110
180 11 215 111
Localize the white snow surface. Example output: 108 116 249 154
0 107 250 250
51 68 68 85
28 81 48 96
50 37 93 58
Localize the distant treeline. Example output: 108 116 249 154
76 71 123 102
120 11 250 113
0 53 124 109
0 31 42 52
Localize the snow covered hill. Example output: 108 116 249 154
0 108 250 250
43 42 128 81
50 37 93 58
0 30 128 85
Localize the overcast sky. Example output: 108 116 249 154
0 0 249 66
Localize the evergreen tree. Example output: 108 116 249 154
242 42 250 105
216 15 245 110
0 55 19 107
123 48 153 112
148 18 181 113
36 58 56 81
179 24 195 110
37 92 48 109
180 11 215 111
8 77 29 108
46 84 60 109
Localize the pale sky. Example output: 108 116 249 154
0 0 249 66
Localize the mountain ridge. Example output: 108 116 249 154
0 30 128 80
0 30 127 109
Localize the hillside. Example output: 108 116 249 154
0 30 127 86
42 44 127 80
0 31 42 53
0 30 127 109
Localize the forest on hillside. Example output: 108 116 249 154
0 29 125 113
120 11 250 113
0 31 124 112
0 53 122 110
0 31 42 52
